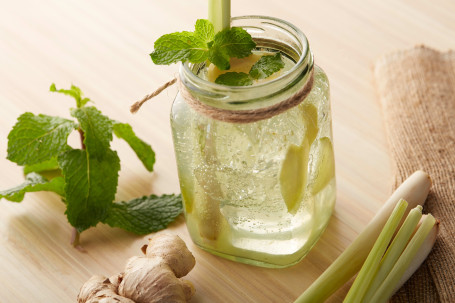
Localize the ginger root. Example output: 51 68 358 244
77 233 196 303
77 275 134 303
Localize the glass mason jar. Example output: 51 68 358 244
171 16 335 268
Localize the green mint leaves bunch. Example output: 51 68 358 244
150 19 284 85
1 84 182 239
151 19 255 71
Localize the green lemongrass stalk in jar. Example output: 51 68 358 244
192 0 233 241
209 0 231 32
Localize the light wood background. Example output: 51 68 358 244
0 0 454 302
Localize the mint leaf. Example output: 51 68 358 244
59 149 120 232
23 158 60 174
208 27 256 70
249 53 284 79
151 33 209 65
50 83 91 108
71 106 113 159
113 122 155 172
0 173 65 202
195 19 215 43
215 72 253 86
151 19 214 65
103 194 183 235
7 113 76 166
207 48 230 71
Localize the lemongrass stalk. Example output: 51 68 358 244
199 0 231 239
209 0 231 33
343 199 408 303
361 205 423 302
370 214 437 303
294 171 431 303
393 217 439 293
194 124 226 241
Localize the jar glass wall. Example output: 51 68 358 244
170 16 335 268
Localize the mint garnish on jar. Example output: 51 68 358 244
150 19 284 86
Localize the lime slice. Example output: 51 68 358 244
279 137 310 214
302 103 318 145
309 137 335 194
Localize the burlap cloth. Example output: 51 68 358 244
374 45 455 302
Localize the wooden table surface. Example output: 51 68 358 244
1 0 454 302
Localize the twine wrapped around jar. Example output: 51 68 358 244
131 66 314 124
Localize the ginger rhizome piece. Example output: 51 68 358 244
78 233 196 303
77 275 134 303
119 233 196 302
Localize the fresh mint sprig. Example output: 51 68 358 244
150 20 286 85
151 19 255 71
1 84 182 243
215 53 285 86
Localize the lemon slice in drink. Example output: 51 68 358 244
180 184 194 214
302 103 318 145
279 137 310 214
207 52 285 84
207 53 262 82
309 137 335 194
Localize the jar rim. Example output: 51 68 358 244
180 15 313 110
